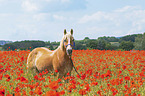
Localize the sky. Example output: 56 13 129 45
0 0 145 42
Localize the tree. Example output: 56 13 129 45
49 45 54 50
119 41 134 51
45 41 51 46
119 34 139 42
97 40 106 50
86 40 97 49
84 37 90 40
141 33 145 50
134 33 145 50
134 34 143 50
2 40 45 50
75 41 87 50
98 36 119 42
105 43 119 50
3 43 16 51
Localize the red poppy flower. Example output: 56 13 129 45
55 70 58 73
79 89 87 95
48 81 59 90
0 88 5 96
67 72 70 76
124 76 130 81
46 90 59 96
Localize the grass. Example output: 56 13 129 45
0 49 145 96
0 47 2 51
110 42 120 47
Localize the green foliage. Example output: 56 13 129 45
134 34 143 50
1 33 145 51
142 33 145 50
86 40 97 49
45 41 51 46
2 40 45 50
75 41 87 50
105 43 119 50
134 33 145 50
3 43 17 51
49 45 54 50
110 42 120 47
96 40 106 50
84 37 90 40
98 36 119 42
51 41 60 46
119 34 139 42
119 41 134 51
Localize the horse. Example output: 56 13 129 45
27 29 75 78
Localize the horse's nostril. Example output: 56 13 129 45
67 49 72 54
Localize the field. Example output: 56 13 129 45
0 47 2 51
0 49 145 96
110 42 120 47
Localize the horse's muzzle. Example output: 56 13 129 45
67 49 72 55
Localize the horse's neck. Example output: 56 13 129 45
57 45 68 59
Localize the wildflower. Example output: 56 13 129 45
48 81 59 90
4 74 10 82
20 57 24 61
111 88 118 96
55 70 58 73
58 90 65 95
124 76 130 81
34 75 39 80
66 72 70 76
91 82 98 86
34 86 42 95
68 84 76 90
29 91 34 95
45 90 59 96
79 89 87 95
39 73 43 77
84 84 90 92
81 74 86 80
0 88 5 96
17 76 28 83
122 65 126 70
97 90 102 95
14 92 21 96
14 87 21 92
105 70 111 77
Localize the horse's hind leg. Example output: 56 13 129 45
27 51 39 74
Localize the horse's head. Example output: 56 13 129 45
62 29 75 56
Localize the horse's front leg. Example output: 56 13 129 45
57 71 65 79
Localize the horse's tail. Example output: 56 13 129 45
69 57 81 78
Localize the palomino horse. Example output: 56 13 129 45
27 29 75 78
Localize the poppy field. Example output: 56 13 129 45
0 49 145 96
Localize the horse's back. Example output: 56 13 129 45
27 47 53 70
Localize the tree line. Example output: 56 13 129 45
76 33 145 51
1 32 145 51
2 41 45 51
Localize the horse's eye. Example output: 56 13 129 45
64 39 67 42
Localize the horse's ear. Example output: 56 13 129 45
71 29 73 35
64 29 67 35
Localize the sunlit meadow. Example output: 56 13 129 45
0 49 145 96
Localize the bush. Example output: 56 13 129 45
119 41 134 51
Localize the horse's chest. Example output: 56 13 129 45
59 60 73 71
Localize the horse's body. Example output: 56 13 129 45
27 29 74 78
